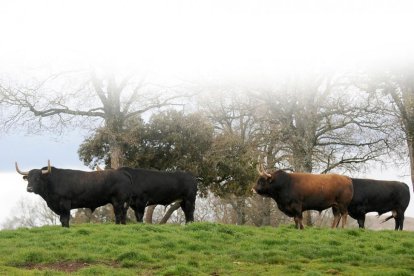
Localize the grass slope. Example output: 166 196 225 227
0 223 413 275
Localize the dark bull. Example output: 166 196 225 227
15 160 133 227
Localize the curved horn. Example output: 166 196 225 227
257 163 272 178
96 165 103 171
256 164 264 176
15 162 29 176
260 164 272 178
41 160 51 174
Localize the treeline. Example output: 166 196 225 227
1 67 413 227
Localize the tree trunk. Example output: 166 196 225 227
110 142 123 169
407 138 414 192
145 205 156 224
159 201 182 224
261 197 272 226
235 197 246 225
392 77 414 191
403 92 414 192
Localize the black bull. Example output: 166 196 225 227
118 167 197 223
15 161 133 227
348 178 410 230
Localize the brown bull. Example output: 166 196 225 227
252 166 353 229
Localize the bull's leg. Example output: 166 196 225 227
180 199 195 223
331 207 341 228
59 200 71 228
60 212 70 228
395 216 400 231
293 213 304 229
121 203 129 224
112 201 126 225
290 203 304 229
357 216 366 229
340 212 348 228
292 209 303 229
132 201 146 223
396 210 404 231
339 205 348 228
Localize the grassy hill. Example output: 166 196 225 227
0 223 413 275
359 215 414 231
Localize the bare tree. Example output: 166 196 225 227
0 71 187 168
364 65 414 190
254 73 394 225
1 196 59 229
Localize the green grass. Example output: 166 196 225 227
0 223 414 275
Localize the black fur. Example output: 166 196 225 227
348 178 410 230
23 167 133 227
118 167 197 223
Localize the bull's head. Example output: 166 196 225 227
252 164 273 196
15 160 52 193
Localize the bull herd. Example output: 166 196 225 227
15 161 410 230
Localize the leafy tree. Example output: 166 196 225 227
78 109 214 223
201 132 257 225
126 110 214 173
198 91 259 225
79 110 214 173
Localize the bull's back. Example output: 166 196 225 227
119 167 197 204
289 173 352 196
50 170 131 199
288 173 353 210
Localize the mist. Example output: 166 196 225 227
1 1 413 84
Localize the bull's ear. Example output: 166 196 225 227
23 176 28 181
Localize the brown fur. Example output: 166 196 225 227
290 173 353 228
253 170 353 229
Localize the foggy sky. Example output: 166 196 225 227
1 0 414 227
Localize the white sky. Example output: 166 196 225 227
1 0 413 79
1 0 414 226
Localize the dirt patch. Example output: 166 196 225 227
24 261 90 273
326 268 341 275
23 261 119 273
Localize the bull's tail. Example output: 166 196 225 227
381 215 394 223
380 210 397 224
164 199 183 211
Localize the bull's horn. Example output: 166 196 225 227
96 165 103 171
41 160 51 174
257 163 272 178
15 162 29 176
260 164 272 178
